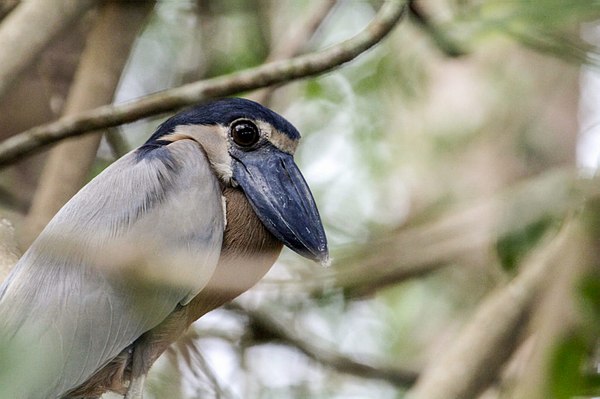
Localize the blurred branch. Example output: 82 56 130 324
509 200 600 399
0 0 97 100
250 0 338 104
0 0 408 168
21 0 155 246
0 218 20 282
105 129 131 159
312 168 587 299
408 0 465 57
405 218 578 399
0 0 18 21
191 347 229 399
231 302 419 388
505 28 589 64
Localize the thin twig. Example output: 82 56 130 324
0 0 407 168
105 128 131 159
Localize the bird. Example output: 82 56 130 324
0 98 329 399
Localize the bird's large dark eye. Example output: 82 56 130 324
231 120 260 147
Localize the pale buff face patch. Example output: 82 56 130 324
163 125 233 184
162 119 299 186
254 120 298 155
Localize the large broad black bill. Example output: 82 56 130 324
232 150 329 265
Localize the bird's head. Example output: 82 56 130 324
138 98 329 265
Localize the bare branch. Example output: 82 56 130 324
0 217 20 282
250 0 338 105
0 0 407 168
303 168 583 299
509 202 600 399
171 329 233 399
0 0 18 21
408 0 465 57
21 0 155 245
105 129 130 159
0 0 97 100
231 303 419 388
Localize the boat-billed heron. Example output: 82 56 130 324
0 98 328 399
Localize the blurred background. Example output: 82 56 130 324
1 0 600 398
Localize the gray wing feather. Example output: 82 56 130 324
0 140 224 399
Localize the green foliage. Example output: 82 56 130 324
549 274 600 398
549 333 591 399
580 276 600 322
442 0 600 62
496 215 555 272
89 158 113 180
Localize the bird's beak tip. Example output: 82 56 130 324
233 151 330 267
318 254 332 268
312 242 330 267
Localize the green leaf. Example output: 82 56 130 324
580 276 600 322
549 334 588 399
496 215 555 272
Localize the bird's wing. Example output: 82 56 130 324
0 140 224 399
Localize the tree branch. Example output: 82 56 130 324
408 0 465 57
0 0 97 100
21 0 155 246
509 201 600 399
0 217 20 282
249 0 338 105
231 303 419 388
404 219 580 399
0 0 18 21
304 168 583 299
0 0 407 168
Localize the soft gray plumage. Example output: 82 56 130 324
0 140 224 399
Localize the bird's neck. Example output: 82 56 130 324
184 187 282 323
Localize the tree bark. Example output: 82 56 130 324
0 0 96 100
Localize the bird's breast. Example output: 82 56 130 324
184 186 283 323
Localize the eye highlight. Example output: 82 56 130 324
231 120 260 147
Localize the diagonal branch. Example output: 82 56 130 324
0 0 97 100
407 0 465 57
299 168 583 299
405 219 581 399
231 302 419 388
21 0 155 246
0 0 407 169
249 0 338 105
